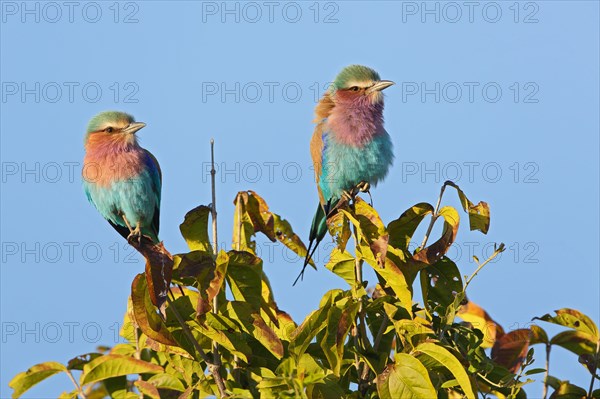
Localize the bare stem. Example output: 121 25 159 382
134 325 143 399
542 343 551 399
419 182 449 250
464 243 505 290
588 338 600 399
209 139 222 369
166 294 227 397
373 314 388 352
65 369 87 399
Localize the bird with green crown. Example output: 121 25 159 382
82 111 161 245
295 65 395 284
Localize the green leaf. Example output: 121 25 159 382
530 324 549 345
130 274 178 346
327 211 352 252
375 259 413 313
324 248 356 286
549 380 588 399
307 375 345 398
192 313 253 362
225 301 284 359
147 373 186 392
57 391 78 399
134 380 161 399
320 297 360 376
387 203 434 251
226 250 263 311
232 191 313 266
376 353 437 399
535 308 599 339
289 290 341 357
550 330 598 356
80 355 163 386
413 342 476 399
445 181 491 234
9 362 67 399
179 205 212 252
413 206 459 265
420 257 463 315
342 198 389 266
66 353 102 371
232 191 259 252
524 368 547 376
174 250 228 317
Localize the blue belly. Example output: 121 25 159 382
319 132 394 202
83 171 157 229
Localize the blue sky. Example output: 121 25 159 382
1 1 599 397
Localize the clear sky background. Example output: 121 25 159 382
1 1 599 397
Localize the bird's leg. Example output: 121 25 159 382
341 189 353 203
356 181 370 194
127 223 142 244
121 214 135 233
356 181 373 207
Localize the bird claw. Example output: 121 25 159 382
356 181 370 193
127 226 142 244
341 190 353 202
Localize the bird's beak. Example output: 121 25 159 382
122 122 146 134
367 80 395 94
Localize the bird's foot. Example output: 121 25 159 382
341 189 353 202
356 181 370 193
354 181 373 206
127 225 142 244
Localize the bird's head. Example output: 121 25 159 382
330 65 394 106
84 111 146 147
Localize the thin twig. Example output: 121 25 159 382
542 343 551 399
373 314 389 352
464 243 505 290
588 338 600 399
165 294 227 397
134 325 143 399
209 139 221 370
351 221 372 396
65 369 87 399
419 182 449 250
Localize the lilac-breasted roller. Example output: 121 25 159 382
295 65 395 284
82 111 161 244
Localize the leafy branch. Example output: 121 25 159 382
9 181 598 399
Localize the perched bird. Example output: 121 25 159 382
82 111 161 244
295 65 395 284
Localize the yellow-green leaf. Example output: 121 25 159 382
179 205 212 252
130 274 178 346
147 373 186 392
550 330 598 356
80 355 163 386
535 308 599 339
9 362 67 399
226 250 263 312
388 203 434 251
413 206 459 265
414 342 475 399
324 248 356 286
445 181 491 234
376 353 437 399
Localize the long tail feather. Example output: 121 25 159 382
295 201 330 285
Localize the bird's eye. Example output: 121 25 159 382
105 127 113 133
350 86 360 92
